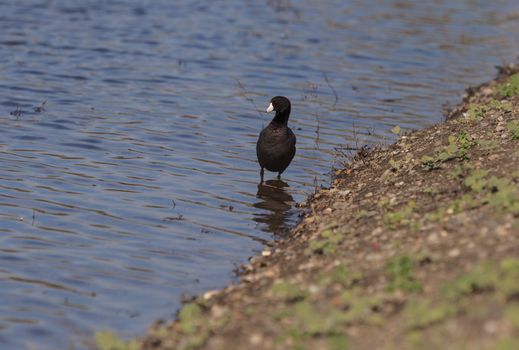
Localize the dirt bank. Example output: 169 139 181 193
97 64 519 350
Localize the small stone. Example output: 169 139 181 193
483 320 498 334
482 87 493 95
203 290 219 300
365 253 382 262
427 233 439 244
308 284 319 294
249 333 263 345
304 216 315 224
323 208 333 215
496 124 505 132
496 225 509 237
211 305 226 318
371 227 384 236
339 190 351 196
448 248 460 258
365 192 373 198
262 249 272 257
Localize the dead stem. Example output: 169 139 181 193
323 72 339 108
234 78 263 118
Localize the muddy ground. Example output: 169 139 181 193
97 65 519 350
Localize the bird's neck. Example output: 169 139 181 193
271 107 290 126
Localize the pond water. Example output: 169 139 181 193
1 0 519 348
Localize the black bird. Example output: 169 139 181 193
256 96 296 182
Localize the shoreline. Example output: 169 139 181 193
98 64 519 350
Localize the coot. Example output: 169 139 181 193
256 96 296 182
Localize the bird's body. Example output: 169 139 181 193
256 96 296 182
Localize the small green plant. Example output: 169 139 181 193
442 262 496 300
442 259 519 300
271 281 308 302
507 120 519 140
486 177 519 214
421 132 475 170
457 132 475 160
489 99 513 112
464 169 489 193
421 155 438 171
404 299 453 330
477 138 498 151
495 337 519 350
466 104 487 119
389 158 400 171
497 73 519 97
425 206 447 223
437 135 458 161
462 170 519 214
318 265 362 288
95 331 140 350
178 303 204 334
384 201 415 229
306 229 343 255
354 209 372 220
498 258 519 298
505 304 519 329
391 125 402 135
386 255 422 293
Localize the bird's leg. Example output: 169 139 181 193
260 168 264 183
277 172 281 180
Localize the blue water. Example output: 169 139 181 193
1 0 518 348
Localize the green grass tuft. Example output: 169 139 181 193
497 73 519 97
386 255 422 293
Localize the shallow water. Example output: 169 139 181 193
0 0 518 348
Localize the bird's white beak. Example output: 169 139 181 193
266 103 274 113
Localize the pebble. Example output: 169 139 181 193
427 233 439 244
262 249 272 257
323 208 333 215
483 320 498 334
339 189 351 196
496 224 510 237
249 333 263 345
304 216 315 224
365 253 383 262
448 248 460 258
482 87 494 95
371 227 384 236
211 305 226 318
203 290 219 300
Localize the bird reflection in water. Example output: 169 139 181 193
254 179 295 235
